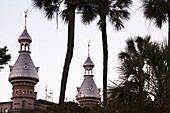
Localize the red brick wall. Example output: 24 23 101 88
11 82 37 110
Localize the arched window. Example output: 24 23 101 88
20 43 24 51
30 91 33 95
4 108 8 113
22 100 26 109
25 43 29 51
22 90 26 94
16 90 19 94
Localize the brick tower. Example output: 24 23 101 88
8 10 39 112
76 42 101 107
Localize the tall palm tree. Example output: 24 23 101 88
108 36 169 112
108 36 156 112
141 1 170 107
117 36 152 113
77 0 132 112
32 0 77 112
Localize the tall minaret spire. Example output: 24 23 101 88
88 40 90 57
83 41 94 75
24 9 28 29
18 9 32 52
76 42 101 107
8 10 39 111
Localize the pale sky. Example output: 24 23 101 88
0 1 168 103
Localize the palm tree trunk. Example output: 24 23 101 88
166 1 170 112
167 8 170 112
58 4 76 113
168 0 170 46
168 14 170 94
168 2 170 85
101 13 108 113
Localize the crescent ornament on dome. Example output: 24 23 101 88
87 40 90 57
24 9 28 29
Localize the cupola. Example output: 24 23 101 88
8 10 39 111
76 42 101 107
18 9 32 53
8 10 39 84
83 41 94 75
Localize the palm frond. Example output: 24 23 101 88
154 15 167 28
32 0 61 20
77 0 132 30
32 0 44 9
77 0 98 25
114 0 132 9
118 51 129 59
142 0 168 28
80 7 97 25
44 5 59 20
60 8 69 23
126 38 137 54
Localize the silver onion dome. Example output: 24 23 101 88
76 43 101 106
9 52 39 84
76 75 101 99
18 29 32 43
76 57 101 106
9 11 39 84
83 57 94 69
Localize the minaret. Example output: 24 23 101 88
76 42 101 107
8 10 39 112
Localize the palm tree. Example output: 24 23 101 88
141 1 170 107
108 36 152 113
108 36 169 112
148 42 169 113
141 0 170 44
32 0 77 112
77 0 132 112
117 36 152 113
108 81 153 113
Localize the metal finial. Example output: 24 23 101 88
88 40 90 57
45 85 48 100
24 9 28 29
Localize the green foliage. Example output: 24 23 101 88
88 104 103 113
77 1 132 113
0 46 11 71
32 0 61 20
77 0 132 30
142 0 169 28
108 36 168 113
141 4 170 111
32 0 78 112
21 102 103 113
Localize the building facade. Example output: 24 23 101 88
0 11 39 113
0 11 101 113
